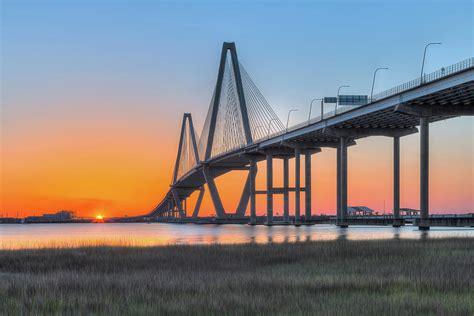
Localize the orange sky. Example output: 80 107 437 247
1 114 473 218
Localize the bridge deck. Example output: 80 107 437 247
149 60 474 218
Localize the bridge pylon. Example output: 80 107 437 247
165 113 200 219
204 42 253 160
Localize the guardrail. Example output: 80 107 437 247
372 57 474 101
215 58 474 156
253 105 357 142
256 57 474 142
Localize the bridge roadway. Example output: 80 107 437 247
148 44 473 230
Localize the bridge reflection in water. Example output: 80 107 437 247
1 224 473 250
146 42 474 231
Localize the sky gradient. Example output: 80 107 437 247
1 0 473 218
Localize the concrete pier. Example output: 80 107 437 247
339 137 348 228
304 152 312 222
419 117 430 230
336 147 341 222
295 148 301 223
283 157 290 222
266 154 273 224
393 136 401 227
249 159 257 224
192 186 205 219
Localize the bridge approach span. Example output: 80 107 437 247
148 43 473 230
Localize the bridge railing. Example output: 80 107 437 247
255 105 358 142
270 57 474 137
190 58 474 155
372 57 474 101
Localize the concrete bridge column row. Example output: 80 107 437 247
250 147 314 225
249 126 419 228
393 102 470 229
335 135 406 229
163 199 183 221
331 122 433 230
182 116 434 230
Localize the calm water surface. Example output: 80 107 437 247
1 223 473 249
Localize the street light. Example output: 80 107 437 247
420 42 442 84
267 118 279 138
335 85 350 114
286 109 298 132
370 67 388 101
308 98 323 124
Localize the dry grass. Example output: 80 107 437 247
0 238 473 315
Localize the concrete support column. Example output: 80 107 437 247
393 137 401 227
304 152 312 222
295 148 301 223
249 159 257 224
420 117 430 230
183 199 186 218
339 137 348 228
283 158 290 222
192 187 205 219
266 154 273 224
236 173 252 217
336 147 341 221
202 167 226 218
168 201 171 220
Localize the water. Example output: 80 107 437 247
0 223 473 249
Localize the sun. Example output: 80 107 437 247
96 214 104 220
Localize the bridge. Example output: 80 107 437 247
146 42 474 230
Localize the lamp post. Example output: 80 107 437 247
286 109 298 132
420 42 442 84
308 98 323 124
335 85 350 114
370 67 388 101
267 118 279 138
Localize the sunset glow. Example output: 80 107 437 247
1 1 472 218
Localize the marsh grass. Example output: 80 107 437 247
0 238 473 315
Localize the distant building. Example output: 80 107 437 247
347 206 376 216
400 208 420 216
25 210 75 223
0 217 22 224
43 210 74 221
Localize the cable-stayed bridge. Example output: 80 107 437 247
146 42 473 230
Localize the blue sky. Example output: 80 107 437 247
3 0 473 125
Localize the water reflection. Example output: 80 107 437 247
420 230 429 241
0 223 472 250
337 230 348 241
393 231 400 240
